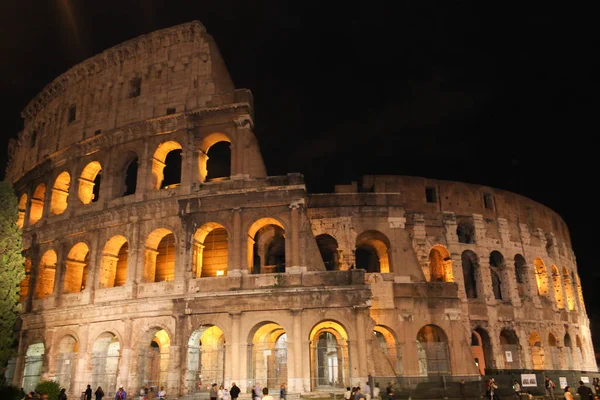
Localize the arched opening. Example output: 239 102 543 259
136 328 170 391
63 242 90 293
123 156 139 196
575 335 584 369
551 265 564 309
55 335 78 392
534 258 549 297
20 257 32 302
528 332 544 370
152 141 183 189
316 234 340 271
248 218 286 274
78 161 103 204
355 230 391 273
562 267 576 311
22 342 45 393
143 228 176 282
206 141 231 181
471 327 492 375
50 171 71 215
187 325 225 395
100 236 129 288
17 193 27 228
427 245 453 282
193 223 229 278
461 250 479 299
35 250 57 299
574 275 585 311
198 133 232 183
91 332 120 397
309 321 349 389
456 219 475 244
29 184 46 225
514 254 528 298
247 322 288 392
489 251 509 301
548 333 559 369
499 329 521 369
564 333 574 369
373 326 402 376
416 325 450 376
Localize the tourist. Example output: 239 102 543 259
577 381 593 400
157 386 167 399
262 387 274 400
459 379 466 400
114 386 126 400
280 383 287 400
544 376 555 400
230 383 240 400
85 385 93 400
218 385 225 400
564 386 574 400
344 387 352 400
58 388 67 400
210 383 218 400
512 380 521 400
255 382 263 400
94 386 104 400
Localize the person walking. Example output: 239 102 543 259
512 380 521 400
280 383 287 400
157 386 167 399
564 386 574 400
262 387 274 400
577 381 593 400
544 376 555 400
210 383 218 400
94 386 104 400
58 388 67 400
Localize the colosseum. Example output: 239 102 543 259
4 20 598 399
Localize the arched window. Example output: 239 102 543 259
373 326 402 376
23 342 45 392
193 223 229 277
206 141 231 181
29 184 46 225
355 230 391 273
528 332 544 370
152 141 183 189
136 328 170 390
50 171 71 215
35 250 57 299
416 325 450 375
316 234 340 271
562 267 576 311
534 258 549 297
514 254 528 300
499 329 521 369
78 162 102 204
187 325 226 392
471 328 492 375
248 218 286 274
17 193 27 229
551 265 564 309
428 245 453 282
143 229 176 282
456 219 475 244
55 336 78 392
248 322 287 392
91 333 120 391
461 250 479 299
63 242 89 293
309 321 350 389
99 236 129 288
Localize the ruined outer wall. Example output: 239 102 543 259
6 20 236 181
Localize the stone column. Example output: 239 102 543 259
288 308 303 393
73 324 90 396
53 242 67 300
228 312 242 386
477 256 495 304
117 319 134 390
230 208 242 275
289 203 300 268
353 306 369 385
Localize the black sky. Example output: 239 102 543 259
1 1 598 351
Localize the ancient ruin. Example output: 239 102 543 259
4 20 597 398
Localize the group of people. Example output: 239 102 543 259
344 382 382 400
250 382 287 400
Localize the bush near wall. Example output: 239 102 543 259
35 380 61 400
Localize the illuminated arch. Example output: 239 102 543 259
534 258 549 297
134 327 171 390
152 141 183 189
35 249 57 299
562 267 576 311
115 150 139 197
20 257 32 302
316 234 340 271
143 228 176 282
29 184 46 225
90 332 120 392
247 322 288 391
17 193 28 228
99 235 129 288
78 161 103 204
187 325 226 393
355 230 391 273
428 244 453 282
309 321 350 389
416 324 450 375
63 242 90 293
198 132 232 183
248 218 286 274
528 332 544 370
576 335 585 368
551 265 564 308
55 335 78 392
373 325 402 376
50 171 71 215
193 222 229 277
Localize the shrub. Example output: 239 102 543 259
0 384 23 400
35 380 62 400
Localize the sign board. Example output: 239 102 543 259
505 351 513 362
581 377 589 383
521 374 538 387
559 377 568 389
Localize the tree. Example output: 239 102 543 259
0 180 25 378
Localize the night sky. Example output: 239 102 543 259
1 2 598 355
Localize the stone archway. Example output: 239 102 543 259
373 325 402 376
309 321 350 390
247 322 288 392
187 325 226 395
90 332 120 397
416 325 450 376
55 335 78 392
193 223 229 277
22 341 45 393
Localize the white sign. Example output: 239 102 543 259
559 377 568 389
521 374 538 387
505 351 513 362
581 377 589 383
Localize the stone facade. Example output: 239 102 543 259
5 20 597 399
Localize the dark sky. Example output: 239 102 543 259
1 2 598 350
